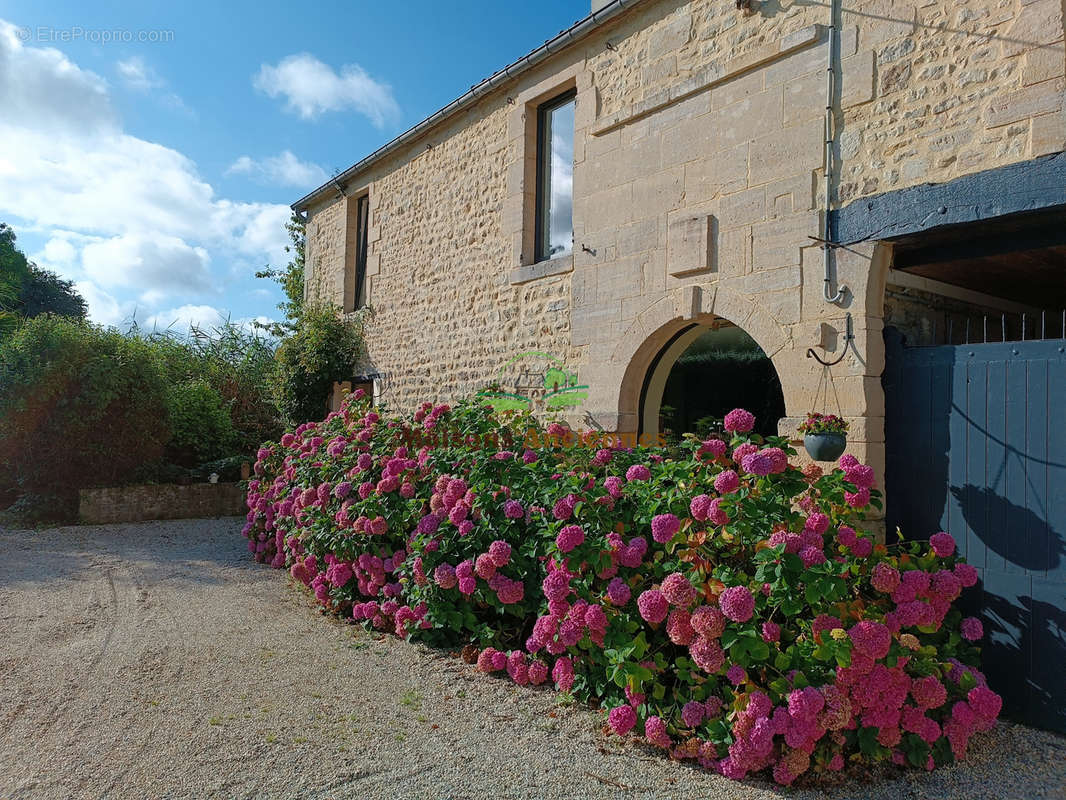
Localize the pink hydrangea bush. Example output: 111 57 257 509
243 398 999 785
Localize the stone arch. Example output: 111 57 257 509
600 284 798 435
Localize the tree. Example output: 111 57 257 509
0 315 170 494
271 303 367 426
0 223 87 332
20 264 87 320
0 224 30 337
255 212 305 335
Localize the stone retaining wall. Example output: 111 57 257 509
78 483 246 525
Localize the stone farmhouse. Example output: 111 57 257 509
296 0 1065 730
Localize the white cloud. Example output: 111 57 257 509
227 150 328 188
254 53 399 126
42 236 77 265
81 234 214 294
0 22 113 133
116 56 163 90
74 280 135 327
144 303 227 333
0 19 291 323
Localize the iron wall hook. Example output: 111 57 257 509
807 313 854 367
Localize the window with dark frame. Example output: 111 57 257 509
353 194 370 310
535 89 576 263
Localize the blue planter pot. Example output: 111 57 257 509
804 433 847 462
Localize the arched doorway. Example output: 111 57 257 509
639 320 785 440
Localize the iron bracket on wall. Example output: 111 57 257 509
806 313 854 367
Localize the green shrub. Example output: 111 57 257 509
243 395 1000 786
163 379 235 467
0 315 170 493
141 321 281 456
272 303 368 427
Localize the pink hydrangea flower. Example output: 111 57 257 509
726 665 747 685
723 408 756 433
488 540 512 567
689 636 725 674
761 621 781 643
527 660 549 685
848 620 892 659
661 572 698 607
851 536 873 558
690 494 712 521
799 545 826 567
741 450 776 476
911 675 948 709
930 532 956 558
606 577 631 606
666 608 695 645
719 585 755 623
845 487 871 508
681 700 706 728
556 524 585 553
608 704 637 736
699 438 728 459
644 716 671 748
691 606 727 639
433 563 457 589
871 562 901 593
625 464 651 482
637 589 669 624
503 500 524 519
714 470 740 494
651 513 681 543
732 443 758 465
955 562 979 588
844 463 876 489
960 617 984 641
708 497 730 526
552 656 575 692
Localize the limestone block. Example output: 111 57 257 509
719 226 752 277
1004 0 1065 58
719 186 767 229
710 69 765 110
687 143 748 203
666 212 716 276
1022 45 1066 86
632 167 685 216
1032 110 1066 156
841 50 876 108
748 118 824 187
680 284 702 320
751 210 820 270
709 88 785 152
648 12 692 61
985 78 1063 128
784 70 825 125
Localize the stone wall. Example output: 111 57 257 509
79 483 246 525
302 0 1066 489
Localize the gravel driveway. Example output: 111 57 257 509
0 518 1063 800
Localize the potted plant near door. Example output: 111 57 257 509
799 412 849 462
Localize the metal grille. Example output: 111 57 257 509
910 310 1066 347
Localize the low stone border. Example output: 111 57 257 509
79 483 245 524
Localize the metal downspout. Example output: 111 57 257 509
822 0 847 305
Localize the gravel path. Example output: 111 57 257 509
0 518 1063 800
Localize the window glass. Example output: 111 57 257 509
537 93 575 261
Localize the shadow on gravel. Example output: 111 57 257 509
0 517 248 589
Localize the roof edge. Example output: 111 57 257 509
292 0 646 213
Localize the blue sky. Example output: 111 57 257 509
0 0 588 331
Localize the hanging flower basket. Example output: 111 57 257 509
798 413 849 462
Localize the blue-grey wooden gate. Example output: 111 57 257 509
883 327 1066 733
